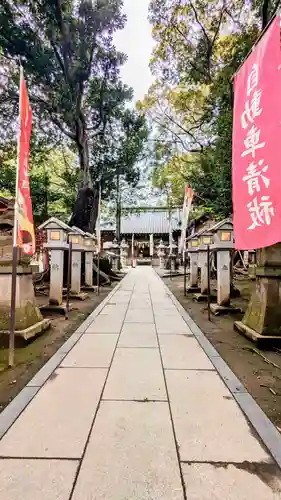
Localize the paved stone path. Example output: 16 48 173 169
1 267 281 499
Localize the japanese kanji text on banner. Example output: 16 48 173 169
232 16 281 250
14 69 35 256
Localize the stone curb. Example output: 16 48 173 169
155 269 281 469
0 279 125 440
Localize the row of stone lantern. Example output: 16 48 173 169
185 219 236 314
105 238 130 271
157 239 178 270
39 217 97 309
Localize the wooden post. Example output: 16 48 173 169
9 245 18 367
207 246 211 321
65 240 72 320
184 252 187 296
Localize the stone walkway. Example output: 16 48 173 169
1 267 281 499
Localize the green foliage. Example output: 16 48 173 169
0 143 78 223
0 0 148 230
141 0 266 218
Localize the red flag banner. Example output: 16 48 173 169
232 17 281 250
15 70 35 256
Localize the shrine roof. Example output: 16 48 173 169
101 209 182 235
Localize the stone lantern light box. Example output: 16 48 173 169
209 219 240 315
38 217 72 309
210 219 234 250
39 217 71 248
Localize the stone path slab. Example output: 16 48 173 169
125 308 154 323
118 323 157 348
182 462 281 500
85 315 123 333
159 335 214 370
103 348 167 401
0 368 107 458
72 401 184 500
0 459 78 500
165 369 270 462
0 266 281 499
61 334 118 368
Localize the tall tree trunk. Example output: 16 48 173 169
69 120 99 233
262 0 270 29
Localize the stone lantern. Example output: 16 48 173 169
83 232 96 288
120 239 129 268
0 200 50 339
186 234 200 292
209 219 238 314
110 238 119 271
193 229 213 300
170 239 178 272
248 249 256 280
157 240 166 269
39 217 71 309
235 243 281 344
68 228 88 300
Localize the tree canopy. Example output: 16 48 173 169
0 0 148 232
139 0 279 218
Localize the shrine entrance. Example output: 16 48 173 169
136 241 150 259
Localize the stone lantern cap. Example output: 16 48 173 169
197 227 214 250
68 226 86 251
120 239 129 249
186 232 200 251
84 232 96 251
209 219 234 250
38 217 72 250
111 238 119 249
157 239 166 251
170 238 178 256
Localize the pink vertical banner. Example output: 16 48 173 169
232 17 281 249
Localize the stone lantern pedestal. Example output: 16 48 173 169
39 217 72 314
157 240 166 270
82 233 96 291
185 235 200 294
69 229 89 300
111 238 120 272
207 220 241 315
0 198 50 339
235 243 281 345
120 239 129 268
193 230 213 301
169 239 177 272
248 250 256 280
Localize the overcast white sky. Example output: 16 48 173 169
113 0 155 104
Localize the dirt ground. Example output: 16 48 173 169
164 274 281 429
0 284 116 414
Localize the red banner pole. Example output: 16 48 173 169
9 66 23 367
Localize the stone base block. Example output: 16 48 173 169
211 303 243 316
234 321 281 347
163 272 181 278
0 271 45 331
185 286 200 294
40 303 73 315
69 292 89 301
248 264 256 280
1 318 51 341
193 293 208 302
81 285 97 292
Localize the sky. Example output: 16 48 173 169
113 0 155 105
